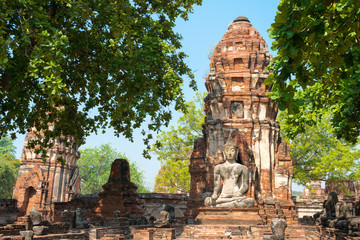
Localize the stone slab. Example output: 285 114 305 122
195 207 263 225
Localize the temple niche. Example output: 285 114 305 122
12 126 81 220
188 16 295 223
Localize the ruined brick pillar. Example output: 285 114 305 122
12 127 81 221
93 159 144 219
188 16 295 222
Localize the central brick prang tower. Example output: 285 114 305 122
188 16 295 223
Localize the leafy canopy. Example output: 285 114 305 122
77 143 149 194
0 0 202 158
0 137 20 198
0 136 16 157
151 92 205 164
268 0 360 143
278 111 360 186
155 159 190 193
151 92 205 193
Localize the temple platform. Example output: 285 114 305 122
195 207 263 225
176 224 319 240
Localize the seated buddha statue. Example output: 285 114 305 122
205 137 255 208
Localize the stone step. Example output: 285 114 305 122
175 224 320 240
99 234 125 240
0 232 87 240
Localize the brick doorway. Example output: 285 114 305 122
22 186 36 215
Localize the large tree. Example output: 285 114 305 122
154 159 190 193
278 111 360 186
0 136 20 198
0 0 202 157
77 143 149 194
267 0 360 143
151 92 205 193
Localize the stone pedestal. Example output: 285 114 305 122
20 230 34 240
93 159 144 218
195 208 263 225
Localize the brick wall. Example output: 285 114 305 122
52 194 98 222
0 199 18 226
139 193 188 224
52 193 188 224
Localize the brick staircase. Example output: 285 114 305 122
175 224 320 240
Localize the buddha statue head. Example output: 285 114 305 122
223 137 238 162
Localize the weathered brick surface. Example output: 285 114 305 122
195 208 263 225
138 193 188 224
89 226 130 240
92 159 144 219
2 232 88 239
52 194 98 223
132 227 175 240
0 199 18 226
176 224 319 239
52 193 188 225
12 129 81 221
188 16 295 222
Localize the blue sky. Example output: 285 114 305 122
14 0 302 192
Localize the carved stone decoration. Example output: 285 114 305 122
335 201 352 219
324 192 338 218
348 217 360 236
231 102 244 118
20 230 34 240
29 208 42 226
271 218 287 240
312 191 360 235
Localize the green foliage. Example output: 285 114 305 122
0 137 20 198
268 0 360 143
78 143 149 194
0 0 202 158
0 154 20 198
151 92 205 164
155 159 190 193
0 136 16 157
278 111 360 186
151 92 205 192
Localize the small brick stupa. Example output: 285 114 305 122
188 16 295 224
93 159 144 218
13 127 81 220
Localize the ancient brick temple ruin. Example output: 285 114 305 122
12 127 81 219
188 16 295 223
2 16 350 240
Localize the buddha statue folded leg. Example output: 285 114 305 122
215 197 255 208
